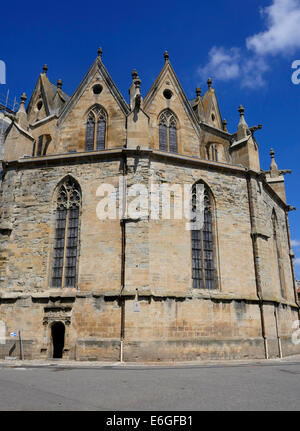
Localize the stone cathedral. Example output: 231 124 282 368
0 49 299 361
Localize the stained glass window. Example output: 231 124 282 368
158 110 177 153
51 178 81 287
85 105 107 151
191 183 216 290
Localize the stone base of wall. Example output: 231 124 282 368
1 294 299 362
75 339 121 361
1 336 300 361
123 338 266 362
0 339 35 360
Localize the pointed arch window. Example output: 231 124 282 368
207 144 218 161
33 135 52 157
271 211 285 297
159 110 178 153
191 183 217 290
85 105 107 151
52 177 81 288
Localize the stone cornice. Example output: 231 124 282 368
29 114 57 129
2 147 290 210
0 289 298 309
199 122 232 141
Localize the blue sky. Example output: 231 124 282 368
1 0 300 278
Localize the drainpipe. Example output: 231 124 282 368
284 207 300 320
246 173 268 359
274 306 282 358
19 329 24 360
119 150 127 362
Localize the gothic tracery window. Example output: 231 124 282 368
159 110 178 153
191 183 216 290
52 177 81 288
85 105 107 151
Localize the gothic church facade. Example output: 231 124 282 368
0 49 299 361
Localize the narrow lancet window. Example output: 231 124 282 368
85 105 107 151
52 177 81 287
191 183 216 289
158 110 178 153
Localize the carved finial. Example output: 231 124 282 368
270 148 279 177
134 75 141 89
196 87 201 98
42 64 48 74
164 51 169 62
237 105 248 137
222 118 228 132
20 92 27 104
131 69 138 80
16 92 28 128
57 79 63 89
207 78 212 89
238 105 245 116
97 47 103 59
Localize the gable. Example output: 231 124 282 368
27 77 50 124
143 60 201 156
4 122 34 161
202 89 223 129
56 57 130 153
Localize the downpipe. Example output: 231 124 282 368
119 151 127 363
246 173 269 359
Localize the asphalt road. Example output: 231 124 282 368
0 361 300 411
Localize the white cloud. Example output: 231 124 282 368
198 0 300 88
295 257 300 266
291 240 300 247
197 46 241 81
241 56 269 88
198 46 269 88
247 0 300 56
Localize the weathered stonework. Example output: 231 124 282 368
0 51 299 361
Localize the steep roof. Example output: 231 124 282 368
26 66 71 119
58 52 130 126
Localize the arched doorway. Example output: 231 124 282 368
51 322 65 358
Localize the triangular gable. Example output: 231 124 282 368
143 59 200 137
58 57 130 126
27 72 71 124
201 88 223 129
27 74 52 119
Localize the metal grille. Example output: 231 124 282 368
192 229 204 289
169 125 177 153
52 208 67 287
96 119 106 150
159 123 167 151
85 118 95 151
203 207 214 289
191 184 215 289
65 206 79 286
51 178 81 288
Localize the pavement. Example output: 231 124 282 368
0 355 300 410
1 353 300 369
